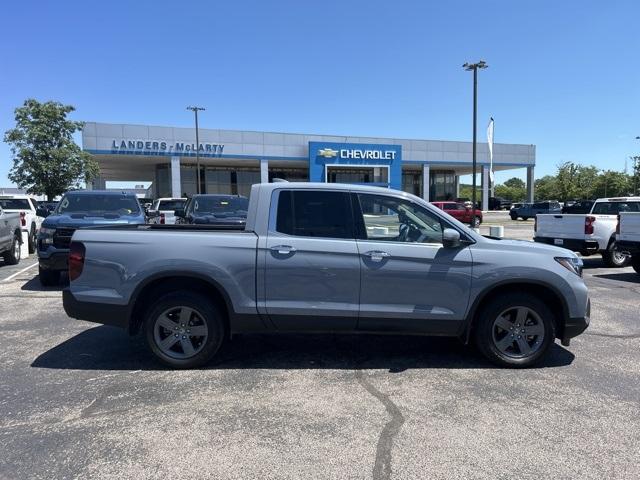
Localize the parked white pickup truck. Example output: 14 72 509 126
147 198 187 225
616 212 640 274
0 195 44 254
534 197 640 267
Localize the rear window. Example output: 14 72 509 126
191 196 248 215
275 190 353 239
57 194 142 216
158 199 186 211
0 199 30 210
591 201 640 215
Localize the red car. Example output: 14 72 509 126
431 201 482 227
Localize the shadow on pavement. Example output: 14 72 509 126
593 272 640 283
20 275 68 292
31 326 575 372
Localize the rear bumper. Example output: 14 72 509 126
534 237 599 254
62 289 130 329
615 240 640 256
561 299 590 346
38 251 68 272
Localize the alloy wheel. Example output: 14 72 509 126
153 306 209 359
491 306 545 359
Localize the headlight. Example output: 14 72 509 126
39 227 56 236
555 256 583 277
39 227 56 245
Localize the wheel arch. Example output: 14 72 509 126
462 280 569 344
128 272 234 336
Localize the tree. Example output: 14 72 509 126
534 175 558 201
503 177 525 190
4 99 99 200
594 170 631 198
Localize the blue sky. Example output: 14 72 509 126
1 0 638 187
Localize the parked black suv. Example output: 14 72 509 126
175 194 249 226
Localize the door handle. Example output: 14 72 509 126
363 250 391 262
270 245 296 255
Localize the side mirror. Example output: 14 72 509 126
36 206 49 218
442 228 461 248
174 208 185 218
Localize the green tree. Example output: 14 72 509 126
4 99 99 200
534 175 558 201
594 170 631 198
495 177 526 201
503 177 525 190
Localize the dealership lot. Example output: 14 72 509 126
1 220 639 479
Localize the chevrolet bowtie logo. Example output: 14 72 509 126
318 148 338 158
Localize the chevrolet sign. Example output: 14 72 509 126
318 148 338 158
340 149 396 160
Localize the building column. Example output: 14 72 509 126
422 164 430 201
454 175 460 198
482 166 490 211
91 177 106 190
526 166 535 202
170 156 181 198
260 159 269 184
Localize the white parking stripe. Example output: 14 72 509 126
1 262 38 282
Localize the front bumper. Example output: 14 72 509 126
62 289 130 329
38 251 69 272
561 298 590 346
534 237 599 254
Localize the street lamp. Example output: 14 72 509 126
187 106 206 194
463 60 488 227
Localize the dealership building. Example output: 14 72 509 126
82 122 536 205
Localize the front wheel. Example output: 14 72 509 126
602 241 630 268
144 291 225 369
472 216 481 228
3 234 21 265
474 293 556 368
522 216 529 221
510 213 518 221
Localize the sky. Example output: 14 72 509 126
1 0 639 188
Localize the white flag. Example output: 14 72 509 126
487 117 495 183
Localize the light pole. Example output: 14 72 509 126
463 60 488 227
187 106 206 194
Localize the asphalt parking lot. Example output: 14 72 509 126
1 219 639 479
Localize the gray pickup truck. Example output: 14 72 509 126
0 206 23 265
63 183 590 368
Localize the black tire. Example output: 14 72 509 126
3 234 21 265
632 256 640 275
474 293 556 368
38 266 60 286
522 216 529 221
602 240 631 268
144 290 225 369
473 216 481 227
28 224 36 254
510 213 518 221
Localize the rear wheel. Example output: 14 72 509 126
522 216 529 221
3 234 21 265
474 293 556 368
602 241 630 268
472 216 481 227
630 255 640 274
144 291 225 369
38 266 60 286
28 224 36 254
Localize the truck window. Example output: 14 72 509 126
275 190 353 239
355 193 444 244
592 202 640 215
0 199 31 210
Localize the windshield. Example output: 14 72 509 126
56 194 142 216
190 196 249 216
0 199 30 210
157 199 186 211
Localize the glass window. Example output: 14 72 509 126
157 199 186 210
592 202 640 215
0 198 31 210
57 194 141 216
402 171 422 197
443 203 457 210
275 190 353 239
356 194 444 244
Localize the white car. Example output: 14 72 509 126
0 195 44 254
534 197 640 267
617 212 640 274
146 198 187 225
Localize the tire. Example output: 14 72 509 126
632 256 640 275
522 216 529 221
474 293 556 368
3 234 21 265
473 216 481 228
510 213 518 221
38 266 60 286
28 224 36 254
602 240 631 268
144 290 225 369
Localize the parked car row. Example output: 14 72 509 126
616 211 640 274
0 205 23 265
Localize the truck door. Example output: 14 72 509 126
352 192 472 335
263 189 360 331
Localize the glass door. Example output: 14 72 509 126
325 166 389 187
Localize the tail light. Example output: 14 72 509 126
585 216 595 235
69 242 86 281
160 213 166 224
616 214 620 235
20 211 26 226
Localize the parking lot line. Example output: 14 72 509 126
1 261 38 282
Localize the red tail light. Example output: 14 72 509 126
20 211 26 226
585 216 595 235
616 214 620 235
160 213 166 224
69 242 86 281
